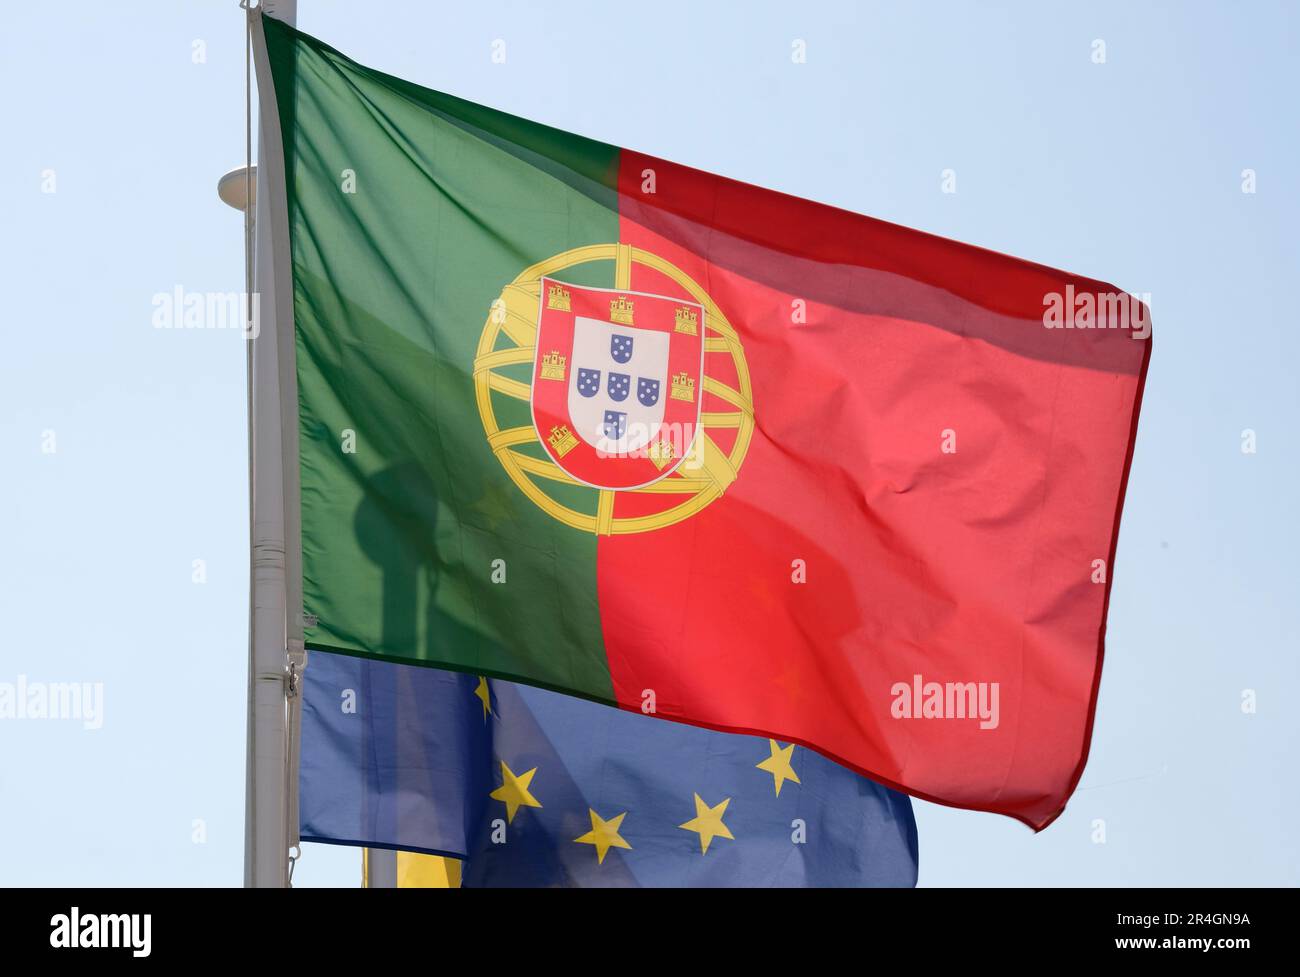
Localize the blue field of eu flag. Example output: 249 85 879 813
299 649 918 887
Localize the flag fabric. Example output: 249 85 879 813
259 17 1150 829
300 648 919 887
363 849 461 888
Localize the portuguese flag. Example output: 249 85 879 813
259 17 1149 829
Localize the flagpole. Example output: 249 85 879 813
222 0 299 888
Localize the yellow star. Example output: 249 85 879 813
474 676 491 720
488 762 541 823
756 739 801 796
679 793 734 854
573 809 632 864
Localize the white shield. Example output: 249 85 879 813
567 315 670 455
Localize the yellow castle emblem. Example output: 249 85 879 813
609 295 634 325
647 439 677 470
548 424 578 458
540 350 566 381
674 306 699 336
547 283 571 312
670 371 695 403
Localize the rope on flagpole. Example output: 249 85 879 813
285 656 301 885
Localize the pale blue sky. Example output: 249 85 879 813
1 0 1295 886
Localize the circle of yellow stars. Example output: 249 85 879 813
480 680 803 866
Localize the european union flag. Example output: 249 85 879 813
299 649 918 887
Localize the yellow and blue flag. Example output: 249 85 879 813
300 649 918 887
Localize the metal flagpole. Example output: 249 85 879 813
217 0 301 888
249 0 302 889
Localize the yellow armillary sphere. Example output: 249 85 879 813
474 243 754 534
